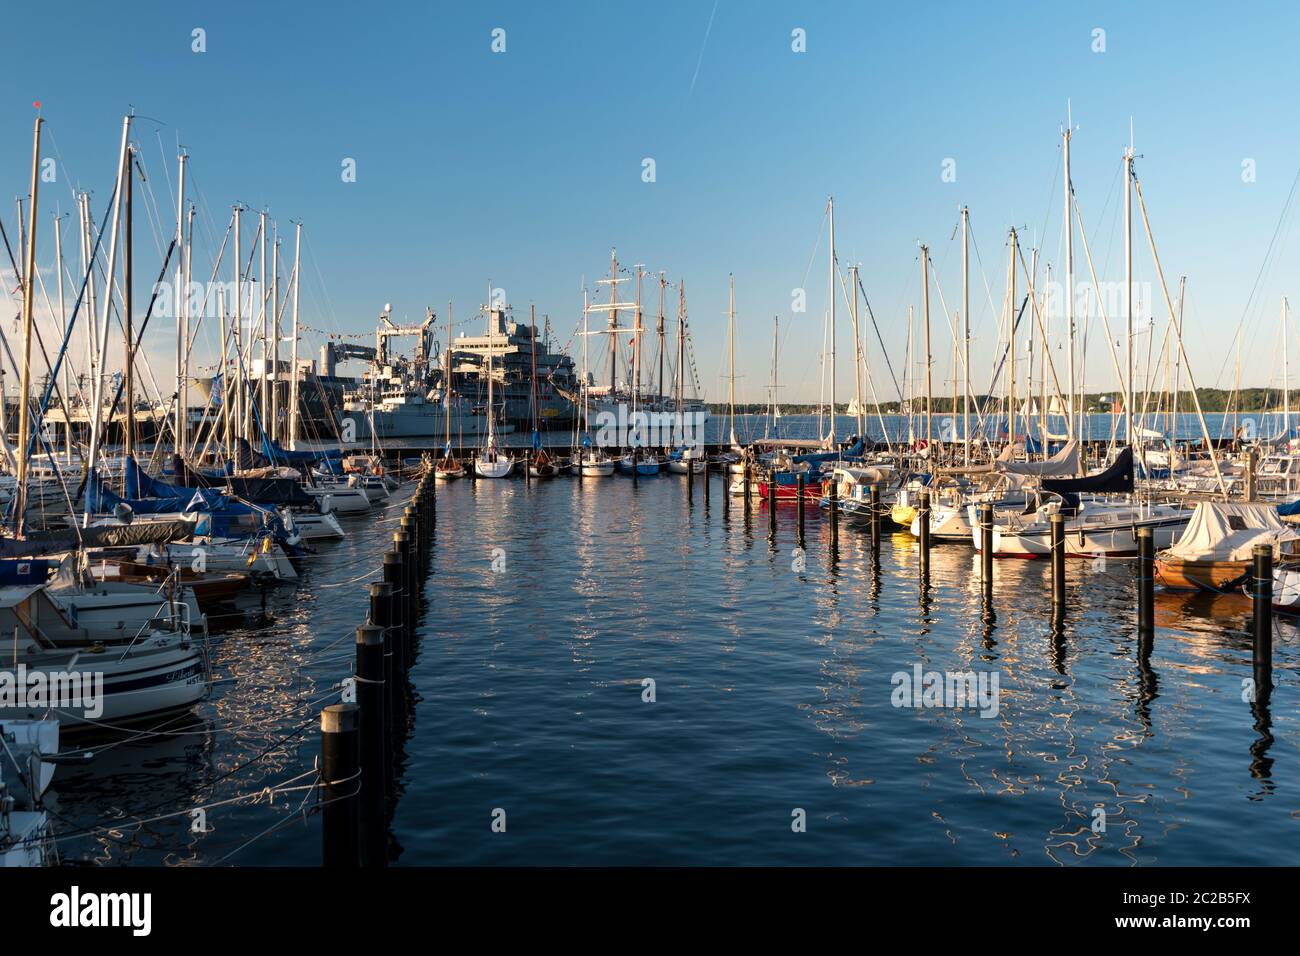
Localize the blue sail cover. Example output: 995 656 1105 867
267 440 342 464
86 471 188 515
1278 498 1300 517
125 456 192 499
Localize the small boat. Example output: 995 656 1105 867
617 453 660 476
666 448 706 475
572 448 615 477
475 438 514 479
528 449 559 479
1156 501 1300 592
434 455 466 480
0 588 210 730
817 465 893 517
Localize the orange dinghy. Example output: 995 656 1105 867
1155 501 1300 592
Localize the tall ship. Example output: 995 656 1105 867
343 300 576 442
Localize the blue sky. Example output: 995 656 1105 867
3 1 1299 405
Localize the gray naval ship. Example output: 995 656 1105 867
342 302 578 442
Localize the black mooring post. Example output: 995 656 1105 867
979 503 994 602
796 474 806 541
394 530 414 645
743 463 752 518
917 489 930 580
321 703 361 867
355 624 386 867
632 447 639 485
703 457 711 506
1137 527 1154 636
383 549 406 687
828 474 839 549
722 465 730 518
1051 512 1066 613
870 483 881 548
767 470 777 532
1253 543 1273 702
370 581 396 744
401 513 420 600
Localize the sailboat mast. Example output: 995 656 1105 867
124 145 136 463
174 151 187 458
657 271 666 409
828 196 836 447
1063 122 1077 441
1124 142 1134 447
445 300 453 451
921 244 933 447
728 273 736 445
14 115 43 528
289 222 302 450
1008 226 1017 445
961 205 970 464
1284 297 1290 439
85 115 132 521
850 264 863 438
271 232 280 444
607 248 618 393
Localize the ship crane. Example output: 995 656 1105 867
376 305 437 369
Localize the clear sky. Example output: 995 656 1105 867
3 0 1299 406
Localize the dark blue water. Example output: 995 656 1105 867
44 465 1298 866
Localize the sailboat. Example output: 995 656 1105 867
435 302 466 479
617 266 660 476
666 281 705 475
527 305 558 478
571 287 615 476
474 290 514 479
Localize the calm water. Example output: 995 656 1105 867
45 469 1297 866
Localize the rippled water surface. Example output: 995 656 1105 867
46 467 1299 866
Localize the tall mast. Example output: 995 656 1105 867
633 264 643 413
1063 116 1077 440
607 248 618 393
271 231 280 444
850 264 864 438
174 150 187 458
828 196 836 447
677 282 686 425
1124 137 1134 447
258 210 268 441
124 145 136 463
1008 226 1017 444
961 205 971 464
581 287 590 447
656 271 666 409
232 204 243 450
445 300 454 452
921 244 933 447
485 283 495 446
289 222 302 450
54 211 72 460
14 115 43 530
728 273 736 445
84 115 132 525
1284 297 1290 440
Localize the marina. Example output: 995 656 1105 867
0 0 1294 937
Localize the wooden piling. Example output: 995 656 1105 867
743 463 752 518
917 489 930 579
1252 542 1273 701
828 475 838 549
1137 527 1154 636
979 503 994 601
382 549 407 684
797 474 806 540
1050 513 1066 613
354 624 386 867
869 483 881 547
767 470 776 532
320 703 361 867
369 581 398 745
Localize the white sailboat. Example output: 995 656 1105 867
474 289 514 478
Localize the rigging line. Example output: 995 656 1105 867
1215 159 1300 388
